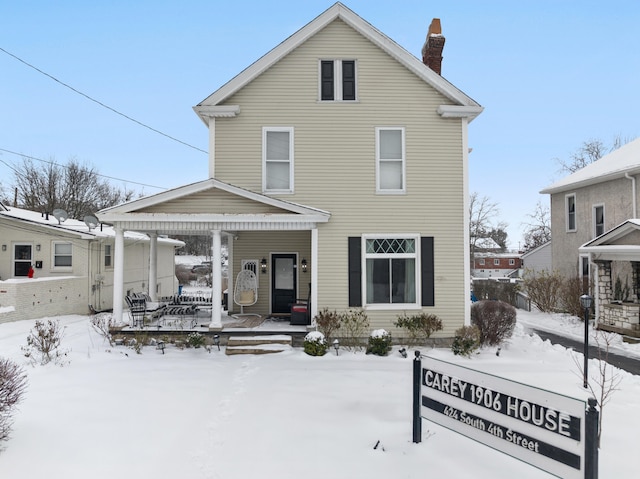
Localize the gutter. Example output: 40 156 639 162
625 172 637 218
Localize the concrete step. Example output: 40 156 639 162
225 335 292 355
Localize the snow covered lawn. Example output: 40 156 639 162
0 310 638 478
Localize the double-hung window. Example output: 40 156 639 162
53 242 72 269
364 235 418 307
104 244 112 268
376 127 405 193
566 194 576 232
320 60 356 101
593 204 605 237
263 127 294 193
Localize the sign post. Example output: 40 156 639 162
412 354 598 479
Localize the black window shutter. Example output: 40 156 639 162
421 237 434 306
342 60 355 100
321 61 334 101
348 237 362 307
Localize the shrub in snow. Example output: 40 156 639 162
470 300 516 346
393 312 443 346
304 331 328 356
187 332 205 349
314 308 341 341
21 319 70 366
338 309 369 351
0 357 27 447
366 329 392 356
90 313 114 346
451 325 481 357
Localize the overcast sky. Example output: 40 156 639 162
1 0 638 248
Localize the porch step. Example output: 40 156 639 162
225 335 293 355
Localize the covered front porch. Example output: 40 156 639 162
580 220 640 338
96 179 330 330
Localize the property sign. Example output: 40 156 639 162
417 356 586 479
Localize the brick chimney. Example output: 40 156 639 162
422 18 445 75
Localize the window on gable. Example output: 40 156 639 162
593 205 605 237
566 194 576 232
263 127 294 193
320 60 356 101
376 127 405 193
509 258 515 266
104 244 112 268
53 242 72 268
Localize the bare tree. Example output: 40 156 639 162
12 157 136 218
469 192 506 256
555 136 636 174
0 357 28 446
522 200 551 251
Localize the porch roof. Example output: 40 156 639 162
579 219 640 261
96 178 331 234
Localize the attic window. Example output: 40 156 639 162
320 60 356 101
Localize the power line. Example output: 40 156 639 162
0 46 208 155
0 148 167 190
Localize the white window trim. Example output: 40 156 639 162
592 203 605 238
52 241 73 271
375 127 406 194
361 233 420 310
104 244 113 269
318 59 357 102
565 193 577 232
509 258 515 266
494 258 500 265
262 127 294 194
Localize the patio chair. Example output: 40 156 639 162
125 295 146 328
233 269 259 318
290 283 311 325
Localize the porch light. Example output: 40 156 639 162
36 244 41 251
261 258 267 274
301 259 307 273
213 334 220 351
333 339 340 356
579 294 593 389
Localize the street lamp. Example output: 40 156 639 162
580 294 593 389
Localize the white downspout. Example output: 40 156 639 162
625 172 637 218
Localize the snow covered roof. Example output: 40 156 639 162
540 137 640 194
0 204 183 246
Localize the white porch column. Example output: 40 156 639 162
113 227 126 325
210 230 222 329
311 228 318 322
148 232 158 301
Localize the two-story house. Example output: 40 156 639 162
540 137 640 336
98 3 483 337
472 252 522 279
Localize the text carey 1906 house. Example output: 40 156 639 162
97 3 483 337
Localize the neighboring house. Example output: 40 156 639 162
540 137 640 336
520 241 552 275
472 252 522 279
98 3 483 336
0 203 182 323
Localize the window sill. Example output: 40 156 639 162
364 303 421 311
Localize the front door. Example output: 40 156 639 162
271 254 297 315
14 244 32 277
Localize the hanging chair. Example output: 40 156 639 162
233 269 259 317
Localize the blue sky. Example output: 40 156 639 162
1 0 638 248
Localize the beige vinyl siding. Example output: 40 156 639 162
229 231 311 315
138 189 288 215
211 19 466 336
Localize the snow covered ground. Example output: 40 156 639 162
0 309 638 479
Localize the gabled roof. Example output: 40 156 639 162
541 137 640 194
194 2 482 124
579 219 640 260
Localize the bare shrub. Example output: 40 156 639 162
338 309 369 352
470 300 516 346
90 313 114 346
522 269 564 312
393 312 443 347
472 280 520 305
559 275 587 318
0 357 28 447
314 308 341 341
21 319 70 366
